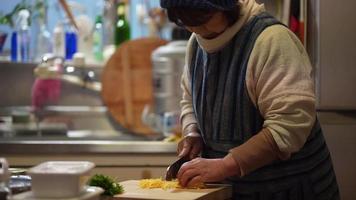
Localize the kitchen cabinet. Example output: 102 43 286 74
319 112 356 200
308 0 356 109
260 0 356 109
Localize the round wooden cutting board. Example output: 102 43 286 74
101 38 168 136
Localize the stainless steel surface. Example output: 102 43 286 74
0 106 107 116
0 140 176 154
0 61 128 136
0 106 117 134
0 61 103 107
151 41 186 114
143 41 186 135
312 0 356 109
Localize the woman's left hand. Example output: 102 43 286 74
177 157 231 187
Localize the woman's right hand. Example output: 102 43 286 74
177 124 204 160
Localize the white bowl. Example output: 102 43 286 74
27 161 95 198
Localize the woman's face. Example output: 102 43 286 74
185 11 229 39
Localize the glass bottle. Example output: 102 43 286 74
103 0 116 46
93 15 104 61
18 9 31 62
114 2 130 47
11 9 31 62
34 0 52 62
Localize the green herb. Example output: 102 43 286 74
88 174 124 196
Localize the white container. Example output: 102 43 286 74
27 161 95 198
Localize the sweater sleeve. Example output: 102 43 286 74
245 24 316 156
229 128 286 176
180 35 199 132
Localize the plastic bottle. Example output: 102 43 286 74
35 24 52 61
53 22 65 58
114 2 130 47
10 31 18 62
11 9 31 62
17 9 31 62
93 15 104 61
64 20 78 60
34 0 52 62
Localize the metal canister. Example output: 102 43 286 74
150 41 187 136
151 41 187 114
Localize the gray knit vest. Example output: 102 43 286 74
190 13 339 199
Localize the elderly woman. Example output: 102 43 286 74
160 0 340 199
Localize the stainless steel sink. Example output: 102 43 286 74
0 122 67 137
0 62 163 143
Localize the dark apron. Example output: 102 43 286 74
190 12 340 200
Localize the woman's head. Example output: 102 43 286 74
160 0 240 38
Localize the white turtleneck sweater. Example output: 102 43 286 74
180 0 316 171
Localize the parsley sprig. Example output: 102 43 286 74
88 174 124 196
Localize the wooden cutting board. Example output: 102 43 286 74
112 180 232 200
101 38 168 136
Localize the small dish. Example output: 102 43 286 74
11 186 104 200
27 161 95 198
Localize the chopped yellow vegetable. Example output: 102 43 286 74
139 178 204 190
163 134 182 143
139 178 179 190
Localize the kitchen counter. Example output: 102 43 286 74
0 139 178 181
0 139 177 154
1 111 355 198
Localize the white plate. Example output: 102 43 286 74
11 186 104 200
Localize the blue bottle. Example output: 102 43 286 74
65 22 77 60
11 32 18 62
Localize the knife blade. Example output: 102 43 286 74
165 156 190 181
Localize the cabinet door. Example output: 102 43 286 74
322 123 356 200
316 0 356 109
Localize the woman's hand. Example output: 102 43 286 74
177 156 240 187
177 124 203 160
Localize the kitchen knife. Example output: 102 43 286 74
165 156 190 181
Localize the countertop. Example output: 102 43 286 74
0 139 177 154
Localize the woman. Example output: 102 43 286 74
160 0 340 199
